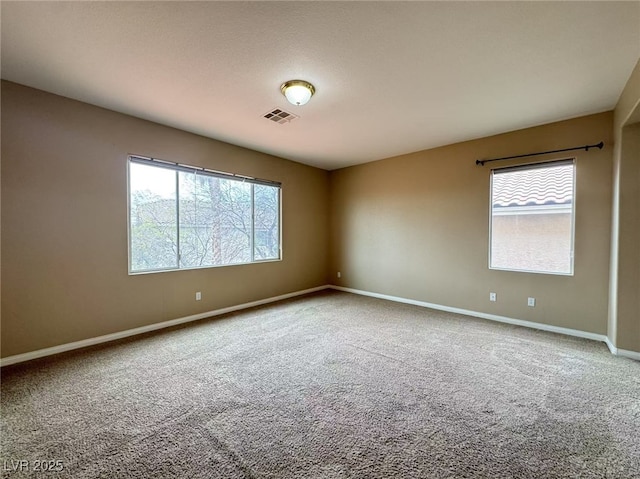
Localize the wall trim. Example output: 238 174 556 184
602 336 640 361
4 284 637 367
616 348 640 361
330 285 610 344
0 285 330 367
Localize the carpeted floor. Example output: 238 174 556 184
1 290 639 478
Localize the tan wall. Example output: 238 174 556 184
330 112 613 334
614 121 640 351
2 76 631 358
610 58 640 353
1 81 330 358
614 59 640 131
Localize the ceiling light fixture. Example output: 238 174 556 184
281 80 315 106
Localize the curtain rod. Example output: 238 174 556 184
476 141 604 166
129 155 281 188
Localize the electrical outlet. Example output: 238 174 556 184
337 271 341 278
527 297 535 307
489 292 497 302
196 292 202 301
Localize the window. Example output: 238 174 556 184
128 156 281 273
489 159 575 275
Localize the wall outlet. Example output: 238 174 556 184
527 297 535 307
337 271 341 278
489 292 497 302
195 292 202 301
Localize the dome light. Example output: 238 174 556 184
281 80 315 106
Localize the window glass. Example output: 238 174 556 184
490 161 574 275
129 163 178 272
129 158 280 273
254 184 280 260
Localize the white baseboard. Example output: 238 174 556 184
4 284 637 366
604 336 640 361
0 285 330 367
615 348 640 361
329 285 610 344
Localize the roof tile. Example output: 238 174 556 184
492 164 573 208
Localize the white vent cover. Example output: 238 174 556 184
263 108 298 124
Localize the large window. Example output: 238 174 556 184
128 156 281 273
489 159 575 275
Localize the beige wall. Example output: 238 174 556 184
1 81 330 358
615 122 639 351
330 112 613 335
2 74 635 359
610 58 640 352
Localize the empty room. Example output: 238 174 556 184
1 2 639 478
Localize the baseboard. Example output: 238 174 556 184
4 284 636 366
615 348 640 361
330 285 609 344
604 336 640 361
0 285 331 367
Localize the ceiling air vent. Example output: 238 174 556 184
263 108 298 124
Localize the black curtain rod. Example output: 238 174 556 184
476 141 604 166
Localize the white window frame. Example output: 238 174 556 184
488 158 576 276
127 155 282 274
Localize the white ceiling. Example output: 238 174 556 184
2 2 639 170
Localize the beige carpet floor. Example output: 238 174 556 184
1 290 639 478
